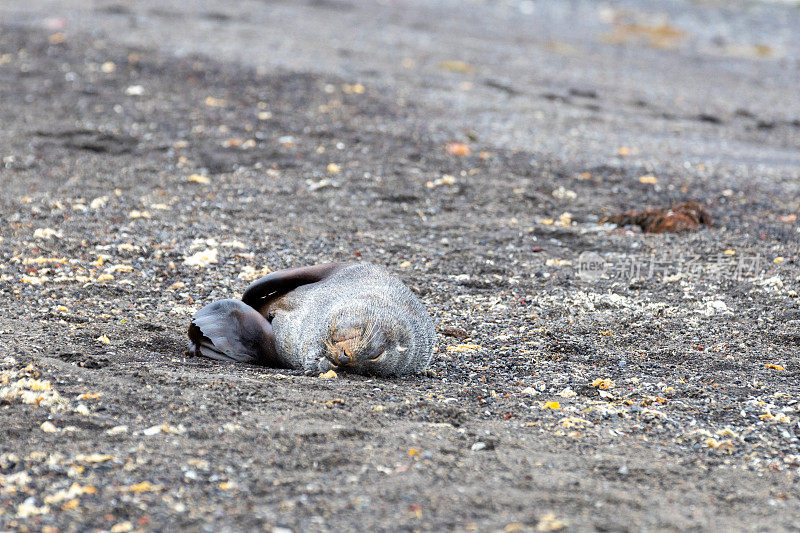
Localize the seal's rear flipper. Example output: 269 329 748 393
188 299 276 364
242 262 344 313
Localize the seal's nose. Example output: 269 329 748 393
329 337 358 366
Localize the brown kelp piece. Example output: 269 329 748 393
604 201 711 233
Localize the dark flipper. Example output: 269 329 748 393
188 299 279 365
241 263 345 313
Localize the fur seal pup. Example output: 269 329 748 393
188 262 436 377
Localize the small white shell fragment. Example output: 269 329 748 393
184 248 218 267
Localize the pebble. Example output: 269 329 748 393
471 441 487 451
557 387 577 398
125 85 145 96
142 425 163 436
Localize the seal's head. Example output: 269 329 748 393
321 299 412 375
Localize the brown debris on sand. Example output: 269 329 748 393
603 201 712 233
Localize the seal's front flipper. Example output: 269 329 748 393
188 299 277 364
303 357 335 376
242 263 344 314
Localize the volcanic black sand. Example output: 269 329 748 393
1 1 799 531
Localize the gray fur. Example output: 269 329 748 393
271 263 436 376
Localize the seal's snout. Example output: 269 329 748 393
337 348 352 365
328 338 357 366
325 326 362 367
